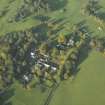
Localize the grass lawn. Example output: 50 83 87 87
9 82 51 105
49 50 105 105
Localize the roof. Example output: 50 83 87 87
23 75 29 81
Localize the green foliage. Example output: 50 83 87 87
0 43 13 88
86 0 102 15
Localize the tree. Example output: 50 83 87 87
85 0 102 17
96 39 104 52
70 52 78 61
39 43 48 54
58 34 66 44
0 88 14 105
65 61 72 74
51 48 59 58
0 43 13 87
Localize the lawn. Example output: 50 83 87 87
49 50 105 105
9 82 51 105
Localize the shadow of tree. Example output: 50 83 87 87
32 17 67 42
48 0 68 11
32 24 49 41
0 88 15 105
97 12 105 21
73 39 92 77
33 15 50 22
78 44 91 65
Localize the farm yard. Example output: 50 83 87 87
0 0 105 105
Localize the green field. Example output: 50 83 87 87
0 0 105 105
9 83 51 105
49 50 105 105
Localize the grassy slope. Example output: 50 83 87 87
49 50 105 105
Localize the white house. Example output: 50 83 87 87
67 39 74 46
30 52 35 59
23 75 29 82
